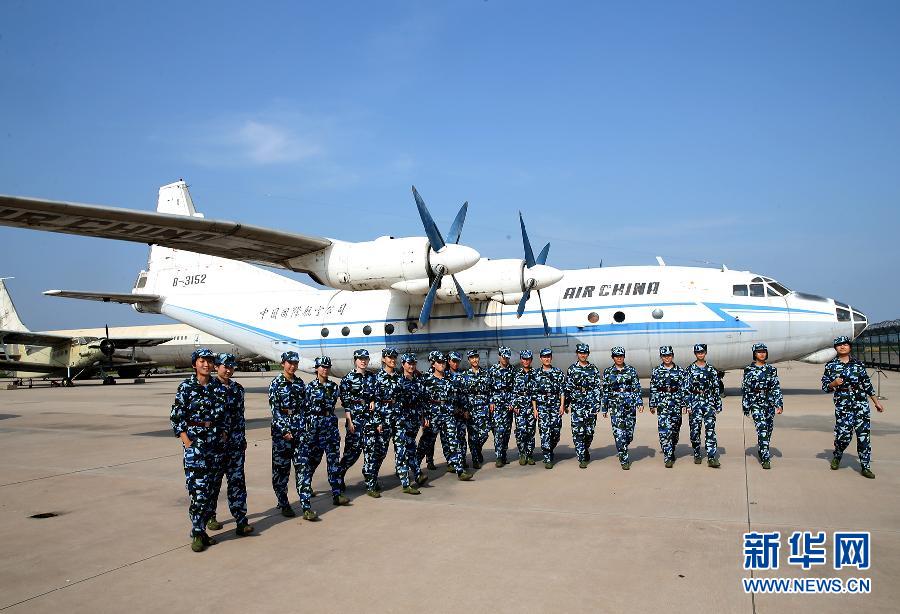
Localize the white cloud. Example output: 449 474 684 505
231 120 320 165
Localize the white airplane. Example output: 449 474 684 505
0 180 867 378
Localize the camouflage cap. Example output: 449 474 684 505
191 347 216 365
575 343 590 354
281 351 300 363
693 343 707 353
466 349 480 358
382 347 399 358
498 346 512 358
314 356 332 368
353 348 370 360
833 336 852 347
659 345 674 356
214 352 237 367
520 349 534 359
401 353 417 364
611 346 626 357
751 343 768 354
431 351 448 363
448 351 462 362
539 348 553 357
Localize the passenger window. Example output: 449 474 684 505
733 285 748 297
749 284 764 297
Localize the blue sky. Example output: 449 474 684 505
1 1 898 330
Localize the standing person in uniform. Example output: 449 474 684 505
741 343 783 470
513 350 538 466
399 353 429 486
170 348 225 552
447 351 470 470
461 350 492 469
534 348 566 469
601 347 643 470
489 346 516 468
338 349 375 491
565 343 602 469
370 348 420 496
207 353 253 537
269 351 307 517
422 352 474 481
649 346 687 468
300 356 350 517
823 336 885 478
416 350 443 470
683 343 723 468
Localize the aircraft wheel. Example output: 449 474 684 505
102 376 116 385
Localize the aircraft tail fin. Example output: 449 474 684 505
0 278 29 332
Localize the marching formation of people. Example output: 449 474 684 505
170 335 885 552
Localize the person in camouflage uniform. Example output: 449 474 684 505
489 346 516 467
741 343 784 470
649 346 687 468
399 353 429 486
601 347 644 470
461 350 492 469
447 351 470 470
565 343 602 468
269 351 307 517
171 348 225 552
534 348 566 469
683 343 723 468
299 356 350 517
422 352 474 481
338 349 375 491
207 353 253 536
513 349 538 466
415 350 443 470
822 336 885 478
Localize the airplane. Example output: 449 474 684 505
0 180 869 379
0 278 257 385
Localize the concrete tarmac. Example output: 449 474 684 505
0 362 897 613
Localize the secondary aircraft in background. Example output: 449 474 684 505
0 180 868 379
0 278 257 385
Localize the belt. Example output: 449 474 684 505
378 399 396 405
657 388 679 393
186 421 215 428
750 387 772 392
275 408 298 415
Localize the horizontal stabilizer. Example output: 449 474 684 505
43 290 162 305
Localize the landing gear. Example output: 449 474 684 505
102 375 117 385
64 378 75 387
717 370 726 397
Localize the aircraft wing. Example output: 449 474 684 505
0 195 332 270
0 329 76 347
0 358 66 374
108 337 172 348
43 290 162 305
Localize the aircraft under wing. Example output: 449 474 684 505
43 290 161 305
0 329 75 347
0 358 72 374
108 337 172 348
0 195 332 270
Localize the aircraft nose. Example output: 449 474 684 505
851 307 868 339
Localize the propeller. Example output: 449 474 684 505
516 212 554 336
99 324 116 358
412 186 476 328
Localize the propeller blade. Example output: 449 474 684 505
519 212 536 268
418 266 445 328
412 185 446 251
537 290 550 336
516 279 535 319
105 324 110 339
447 202 468 244
452 275 475 319
536 242 550 266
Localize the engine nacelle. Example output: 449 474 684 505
428 259 563 303
288 237 480 291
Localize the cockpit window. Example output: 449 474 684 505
749 283 765 297
733 284 748 297
766 286 781 297
751 276 764 282
836 308 851 322
768 281 790 296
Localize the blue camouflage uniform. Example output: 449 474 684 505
338 359 376 488
416 351 444 468
447 354 469 468
682 345 722 462
565 349 602 464
460 352 493 467
822 341 877 470
602 348 643 467
742 344 783 465
513 352 538 462
300 371 343 509
269 364 307 510
534 350 566 465
398 361 426 482
171 368 226 537
372 356 413 490
209 367 248 526
422 369 467 476
488 347 516 465
649 347 686 464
